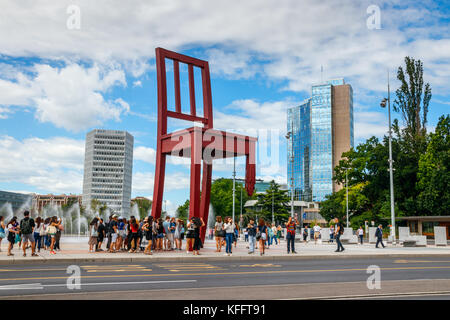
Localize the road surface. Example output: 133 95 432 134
1 256 450 299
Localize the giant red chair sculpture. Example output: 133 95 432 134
151 48 257 242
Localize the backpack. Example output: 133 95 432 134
21 218 33 234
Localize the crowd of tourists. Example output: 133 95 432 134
0 210 382 258
88 214 206 255
0 211 63 256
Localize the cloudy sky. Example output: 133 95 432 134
0 0 449 214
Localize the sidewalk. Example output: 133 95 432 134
1 237 449 265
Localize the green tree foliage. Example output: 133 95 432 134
131 198 152 219
90 199 107 216
320 57 445 224
256 180 290 222
394 56 432 138
210 178 251 220
417 115 450 215
176 199 189 221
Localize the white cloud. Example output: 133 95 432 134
0 0 448 96
215 99 297 131
134 146 156 164
0 135 85 193
132 80 142 87
0 63 128 132
132 171 190 194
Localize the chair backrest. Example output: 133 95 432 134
155 47 213 136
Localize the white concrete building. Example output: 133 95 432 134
82 129 134 216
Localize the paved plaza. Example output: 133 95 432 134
1 236 449 265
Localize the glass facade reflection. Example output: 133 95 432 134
287 99 312 201
287 79 353 202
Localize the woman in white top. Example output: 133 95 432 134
33 217 44 252
357 226 364 245
223 217 235 256
214 216 224 252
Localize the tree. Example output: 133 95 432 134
394 56 432 138
90 199 107 216
210 178 252 220
176 199 189 221
257 180 290 223
131 197 152 219
417 115 450 216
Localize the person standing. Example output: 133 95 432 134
271 223 278 245
233 222 239 249
20 211 38 257
357 226 364 245
6 217 19 256
33 217 44 253
329 225 335 243
96 218 106 251
105 215 113 250
185 217 195 254
108 214 119 253
156 218 164 251
169 217 176 251
334 218 345 252
54 217 63 251
303 225 309 243
247 218 257 254
214 216 224 252
174 218 183 251
128 217 140 253
375 225 385 248
313 224 322 244
244 227 249 242
285 216 298 254
88 218 99 253
142 217 153 255
223 217 235 256
0 216 6 251
257 218 268 256
47 216 60 255
192 217 205 255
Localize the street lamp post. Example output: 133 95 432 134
345 167 349 227
380 70 396 245
285 127 295 219
272 190 274 224
232 156 236 224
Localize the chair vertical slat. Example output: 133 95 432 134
173 60 181 113
188 64 196 116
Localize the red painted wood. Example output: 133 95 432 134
173 60 181 113
188 64 196 116
151 47 257 239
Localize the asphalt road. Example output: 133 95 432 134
1 256 450 299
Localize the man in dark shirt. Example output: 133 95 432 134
334 218 345 252
108 215 119 253
96 218 106 251
20 210 37 257
247 219 257 254
375 225 386 248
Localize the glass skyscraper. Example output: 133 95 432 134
287 79 353 202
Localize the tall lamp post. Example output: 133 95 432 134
285 126 295 219
232 156 236 224
380 70 396 245
345 167 349 227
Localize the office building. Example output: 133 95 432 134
287 79 353 202
82 129 134 216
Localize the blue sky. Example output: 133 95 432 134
0 0 449 215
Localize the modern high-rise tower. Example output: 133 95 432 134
287 79 353 202
82 129 134 216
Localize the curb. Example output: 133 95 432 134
2 252 450 265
